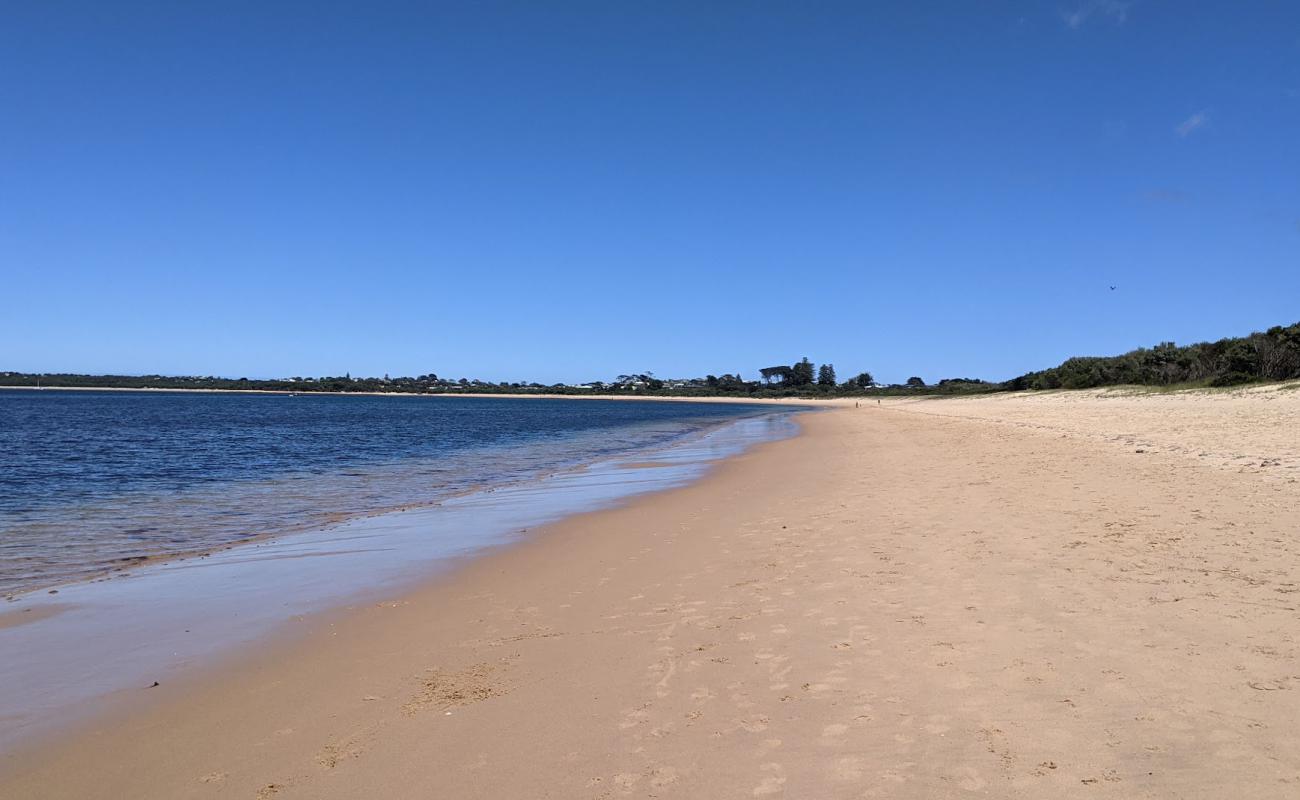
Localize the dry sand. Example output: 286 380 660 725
883 383 1300 479
4 387 1299 798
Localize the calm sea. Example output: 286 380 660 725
0 390 783 596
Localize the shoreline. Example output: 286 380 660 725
1 384 837 405
0 409 805 754
5 392 1300 797
1 397 815 600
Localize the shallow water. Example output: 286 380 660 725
0 400 800 750
0 390 783 595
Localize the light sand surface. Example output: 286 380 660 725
886 383 1300 479
4 389 1300 798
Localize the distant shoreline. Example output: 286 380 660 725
1 384 837 406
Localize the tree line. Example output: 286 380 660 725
1005 321 1300 390
5 320 1297 399
0 361 938 398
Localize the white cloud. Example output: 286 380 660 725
1062 0 1130 29
1175 110 1209 137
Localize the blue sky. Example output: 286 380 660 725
3 1 1298 384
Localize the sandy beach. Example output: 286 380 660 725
5 386 1300 798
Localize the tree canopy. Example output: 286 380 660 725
1006 322 1300 390
7 320 1296 401
790 358 815 387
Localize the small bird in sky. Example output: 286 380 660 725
1109 285 1117 291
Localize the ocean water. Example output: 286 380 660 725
0 390 790 596
0 390 801 748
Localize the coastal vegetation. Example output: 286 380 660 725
0 367 990 398
5 321 1297 399
1005 321 1300 391
0 368 880 398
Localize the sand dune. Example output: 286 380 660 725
4 388 1299 798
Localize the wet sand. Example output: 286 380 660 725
0 414 798 751
4 388 1300 798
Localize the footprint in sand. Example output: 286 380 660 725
878 764 914 784
691 686 716 703
315 730 370 770
956 767 987 791
619 704 650 730
649 766 680 787
833 756 865 781
752 763 786 796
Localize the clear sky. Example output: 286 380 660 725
3 2 1298 384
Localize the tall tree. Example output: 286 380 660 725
817 363 836 386
760 366 792 384
791 357 815 386
850 371 874 389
